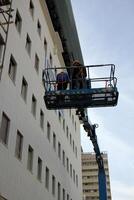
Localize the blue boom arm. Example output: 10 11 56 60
77 109 107 200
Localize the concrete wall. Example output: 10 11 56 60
0 1 82 200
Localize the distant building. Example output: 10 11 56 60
81 152 112 200
0 1 83 200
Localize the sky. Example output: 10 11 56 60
71 0 134 200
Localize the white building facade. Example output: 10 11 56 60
0 1 82 200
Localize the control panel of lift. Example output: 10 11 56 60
43 64 119 110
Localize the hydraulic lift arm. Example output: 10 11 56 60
77 109 107 200
43 64 119 200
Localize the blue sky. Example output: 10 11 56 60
71 0 134 199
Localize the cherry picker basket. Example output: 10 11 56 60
43 64 119 110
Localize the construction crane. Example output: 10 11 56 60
43 63 119 200
0 0 13 79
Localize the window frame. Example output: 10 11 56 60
15 130 23 160
0 34 5 62
45 166 49 190
21 77 28 101
27 145 34 172
58 142 61 159
52 175 56 196
37 157 42 181
29 0 34 18
34 53 39 73
40 109 44 130
8 54 17 83
15 9 22 34
25 34 32 56
0 112 10 145
37 19 41 37
47 122 51 141
31 94 37 117
53 132 56 151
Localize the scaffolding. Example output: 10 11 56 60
0 0 13 78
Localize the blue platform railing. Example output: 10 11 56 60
43 64 119 109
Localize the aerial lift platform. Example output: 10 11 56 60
43 63 119 200
43 64 118 110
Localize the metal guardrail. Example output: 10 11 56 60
43 64 117 92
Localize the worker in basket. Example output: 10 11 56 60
56 71 70 90
72 60 87 89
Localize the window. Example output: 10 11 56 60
0 112 10 145
75 146 77 158
67 194 69 200
70 163 72 178
69 133 72 145
58 182 61 200
44 38 47 67
0 34 4 62
44 38 47 51
58 142 61 159
66 126 69 138
8 54 17 82
73 169 75 183
31 95 37 117
75 121 77 131
37 20 41 36
62 150 65 166
63 189 65 200
58 112 61 122
34 53 39 73
73 140 74 152
53 132 56 150
76 174 78 187
66 157 69 172
15 130 23 160
52 175 56 196
15 9 22 33
27 145 34 172
29 0 34 18
63 119 65 131
45 166 49 190
40 109 44 129
25 34 31 55
21 77 28 101
49 53 52 67
47 122 51 141
37 157 42 181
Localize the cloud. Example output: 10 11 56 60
112 180 134 200
120 92 134 107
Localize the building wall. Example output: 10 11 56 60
82 152 111 200
0 1 82 200
47 0 84 63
